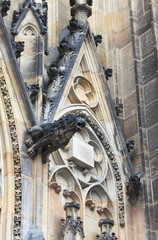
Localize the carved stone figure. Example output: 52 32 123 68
12 41 25 58
126 139 135 152
69 0 76 7
0 0 10 17
126 174 141 203
93 34 102 47
114 104 123 116
25 83 40 102
58 38 73 57
26 113 86 162
103 67 113 80
86 0 93 6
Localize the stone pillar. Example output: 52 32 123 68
60 202 85 240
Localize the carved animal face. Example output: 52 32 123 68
72 116 86 132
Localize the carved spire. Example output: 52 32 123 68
96 219 118 240
60 202 85 240
69 0 92 22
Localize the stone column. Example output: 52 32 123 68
60 202 85 240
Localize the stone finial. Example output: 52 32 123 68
61 202 85 239
69 0 93 22
97 219 118 240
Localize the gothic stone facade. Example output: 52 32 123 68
0 0 157 240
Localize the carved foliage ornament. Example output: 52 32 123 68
0 0 10 17
26 113 86 163
0 68 22 240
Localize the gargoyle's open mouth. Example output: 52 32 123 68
76 117 86 129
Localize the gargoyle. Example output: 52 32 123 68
26 113 86 163
115 104 123 116
12 41 25 58
93 33 102 47
126 139 135 152
103 67 113 80
126 174 141 204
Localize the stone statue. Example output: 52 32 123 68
26 113 86 162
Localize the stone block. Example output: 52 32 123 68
131 0 144 18
22 177 32 214
141 53 157 84
123 114 138 139
153 204 158 230
144 0 150 12
134 10 152 36
146 231 157 240
124 92 137 118
140 29 155 59
121 43 134 72
146 100 158 128
67 136 94 169
148 125 158 153
144 79 158 105
150 158 158 180
22 156 32 177
114 25 132 49
152 178 158 203
122 67 136 96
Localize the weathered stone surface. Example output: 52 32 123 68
141 53 157 84
25 225 45 240
134 10 152 36
140 29 155 59
22 157 32 177
123 114 138 139
144 79 158 105
146 100 158 128
121 43 134 72
131 0 143 18
153 204 158 230
148 125 158 153
152 178 158 203
122 67 136 96
22 177 32 214
150 158 158 179
124 92 137 118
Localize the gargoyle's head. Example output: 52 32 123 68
68 113 86 132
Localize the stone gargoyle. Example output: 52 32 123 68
25 113 86 163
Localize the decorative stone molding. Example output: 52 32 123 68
73 110 125 226
60 202 85 239
0 0 10 17
25 113 86 163
70 76 98 108
0 68 22 240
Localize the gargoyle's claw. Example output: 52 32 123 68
25 138 33 148
27 147 37 158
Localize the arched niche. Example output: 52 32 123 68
15 24 42 80
84 184 114 240
49 166 83 240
